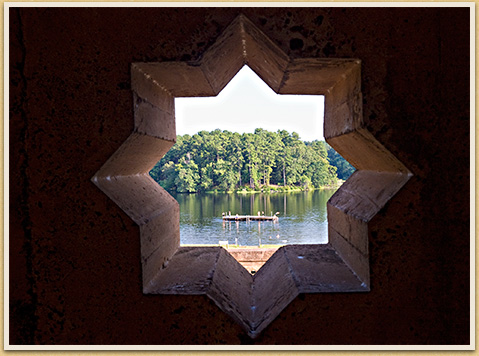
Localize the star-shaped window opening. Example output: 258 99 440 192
92 15 411 338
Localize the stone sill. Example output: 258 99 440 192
227 247 278 273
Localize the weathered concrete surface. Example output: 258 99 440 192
200 15 248 95
133 93 176 139
280 58 359 95
92 172 178 226
131 63 175 114
206 249 254 333
10 7 470 345
93 133 173 178
250 248 300 337
146 247 221 295
201 14 290 94
134 62 215 98
326 129 411 174
140 202 180 293
283 245 367 293
240 14 290 92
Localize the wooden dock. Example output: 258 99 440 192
222 214 278 222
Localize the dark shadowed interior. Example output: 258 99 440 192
10 7 470 345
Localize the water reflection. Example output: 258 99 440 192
173 189 337 246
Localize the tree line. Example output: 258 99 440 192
149 128 355 193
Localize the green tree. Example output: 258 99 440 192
227 132 244 187
174 158 200 193
159 161 177 191
199 163 214 191
150 129 349 192
243 133 261 188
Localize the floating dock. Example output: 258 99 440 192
222 214 278 222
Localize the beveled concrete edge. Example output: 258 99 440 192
91 13 413 339
138 243 371 338
205 248 255 334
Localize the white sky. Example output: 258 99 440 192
175 65 325 142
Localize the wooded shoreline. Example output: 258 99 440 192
150 129 354 194
174 181 344 194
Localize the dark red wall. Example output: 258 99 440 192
10 7 470 345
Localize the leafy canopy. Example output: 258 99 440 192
150 129 354 193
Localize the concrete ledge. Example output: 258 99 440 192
280 58 359 95
133 93 176 140
250 248 299 337
329 170 411 222
92 174 177 225
227 247 278 273
131 63 174 114
327 203 369 255
200 15 247 95
134 62 215 98
140 203 180 289
240 15 289 92
145 247 221 294
325 93 363 138
328 229 370 287
206 249 254 333
283 244 367 293
92 133 174 178
326 128 411 174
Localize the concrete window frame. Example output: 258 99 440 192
92 15 412 338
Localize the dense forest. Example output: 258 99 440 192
149 129 355 193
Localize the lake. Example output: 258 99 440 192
171 189 337 246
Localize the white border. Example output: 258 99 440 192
4 344 478 351
4 3 10 350
3 1 477 7
469 1 476 351
4 2 475 351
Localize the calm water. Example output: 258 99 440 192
172 189 337 246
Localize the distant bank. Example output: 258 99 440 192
149 129 354 193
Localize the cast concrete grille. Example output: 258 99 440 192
92 14 412 338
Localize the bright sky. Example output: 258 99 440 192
175 65 325 142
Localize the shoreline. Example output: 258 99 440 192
181 244 285 249
173 181 344 195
